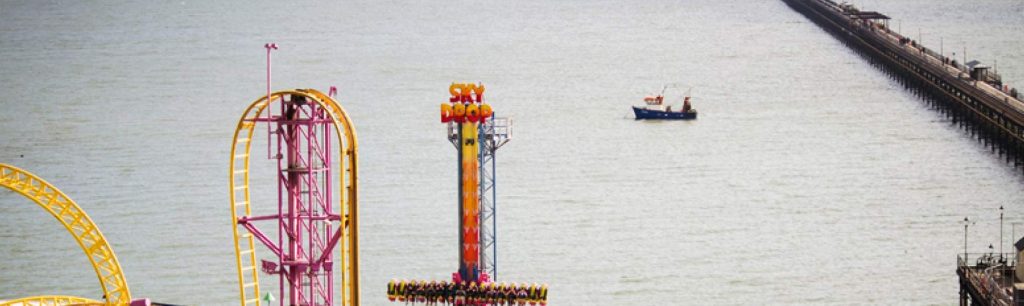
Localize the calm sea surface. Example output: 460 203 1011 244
3 0 1024 304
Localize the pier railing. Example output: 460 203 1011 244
957 253 1017 269
957 253 1017 306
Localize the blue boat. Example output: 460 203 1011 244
632 106 697 120
633 86 698 120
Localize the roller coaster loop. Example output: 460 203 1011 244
0 163 131 305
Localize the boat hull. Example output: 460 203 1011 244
632 106 697 120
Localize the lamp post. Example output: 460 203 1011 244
921 28 929 53
964 217 970 261
1000 206 1005 261
264 43 277 160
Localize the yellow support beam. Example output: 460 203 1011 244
0 164 132 305
0 295 100 306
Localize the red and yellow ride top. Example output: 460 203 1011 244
441 83 493 124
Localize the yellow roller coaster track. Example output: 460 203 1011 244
0 296 101 306
0 164 131 306
230 89 360 306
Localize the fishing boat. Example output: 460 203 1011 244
632 85 697 120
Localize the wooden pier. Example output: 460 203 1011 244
958 253 1020 306
782 0 1024 168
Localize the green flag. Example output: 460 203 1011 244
262 291 275 303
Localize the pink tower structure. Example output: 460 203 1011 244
233 44 349 306
251 93 338 306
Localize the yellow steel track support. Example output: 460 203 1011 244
230 89 360 306
0 164 131 306
0 295 101 306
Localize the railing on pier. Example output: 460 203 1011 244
958 253 1017 269
957 253 1017 306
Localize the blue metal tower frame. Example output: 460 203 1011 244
478 115 510 280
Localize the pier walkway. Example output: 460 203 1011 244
783 0 1024 167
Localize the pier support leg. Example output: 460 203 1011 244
960 280 967 306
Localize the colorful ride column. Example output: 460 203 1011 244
385 83 546 306
449 83 489 282
460 114 481 281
